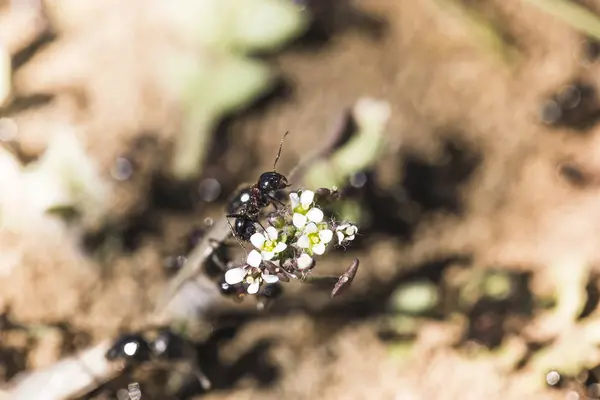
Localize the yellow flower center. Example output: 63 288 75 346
264 240 275 251
293 205 307 214
309 233 320 245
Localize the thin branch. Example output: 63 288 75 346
5 341 116 399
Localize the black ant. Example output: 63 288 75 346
226 132 291 242
105 328 212 391
105 333 153 363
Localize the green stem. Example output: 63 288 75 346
524 0 600 41
170 110 215 181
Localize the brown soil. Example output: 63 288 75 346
2 0 600 399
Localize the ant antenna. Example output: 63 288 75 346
273 131 289 171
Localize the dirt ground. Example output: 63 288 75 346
2 0 600 399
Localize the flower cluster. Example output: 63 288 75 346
224 189 358 295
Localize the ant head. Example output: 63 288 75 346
258 172 289 193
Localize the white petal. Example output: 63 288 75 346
306 207 324 223
266 226 278 241
262 250 274 260
274 242 287 253
300 190 314 209
297 235 310 248
305 222 318 234
347 235 355 241
247 281 260 294
313 243 326 255
319 229 333 244
293 213 307 229
225 267 246 284
346 226 358 235
247 250 262 267
250 232 265 250
289 192 300 209
262 273 279 283
297 253 314 270
337 231 344 245
337 224 349 231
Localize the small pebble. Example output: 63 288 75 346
128 382 142 400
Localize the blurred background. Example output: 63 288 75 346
3 0 600 399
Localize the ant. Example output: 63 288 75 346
105 328 211 391
226 132 291 242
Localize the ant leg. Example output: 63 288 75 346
257 220 269 235
267 194 286 209
194 368 212 391
168 357 212 391
226 213 244 219
209 253 230 272
225 218 248 252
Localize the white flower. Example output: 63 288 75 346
296 253 315 270
296 222 333 255
224 266 248 286
224 251 279 295
289 190 324 229
250 226 287 261
246 249 263 268
290 189 313 211
335 223 358 245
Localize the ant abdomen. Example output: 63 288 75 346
234 218 256 241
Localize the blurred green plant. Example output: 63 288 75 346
163 0 309 180
302 98 391 223
524 0 600 42
432 0 518 64
303 98 391 189
0 129 108 231
390 280 440 316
